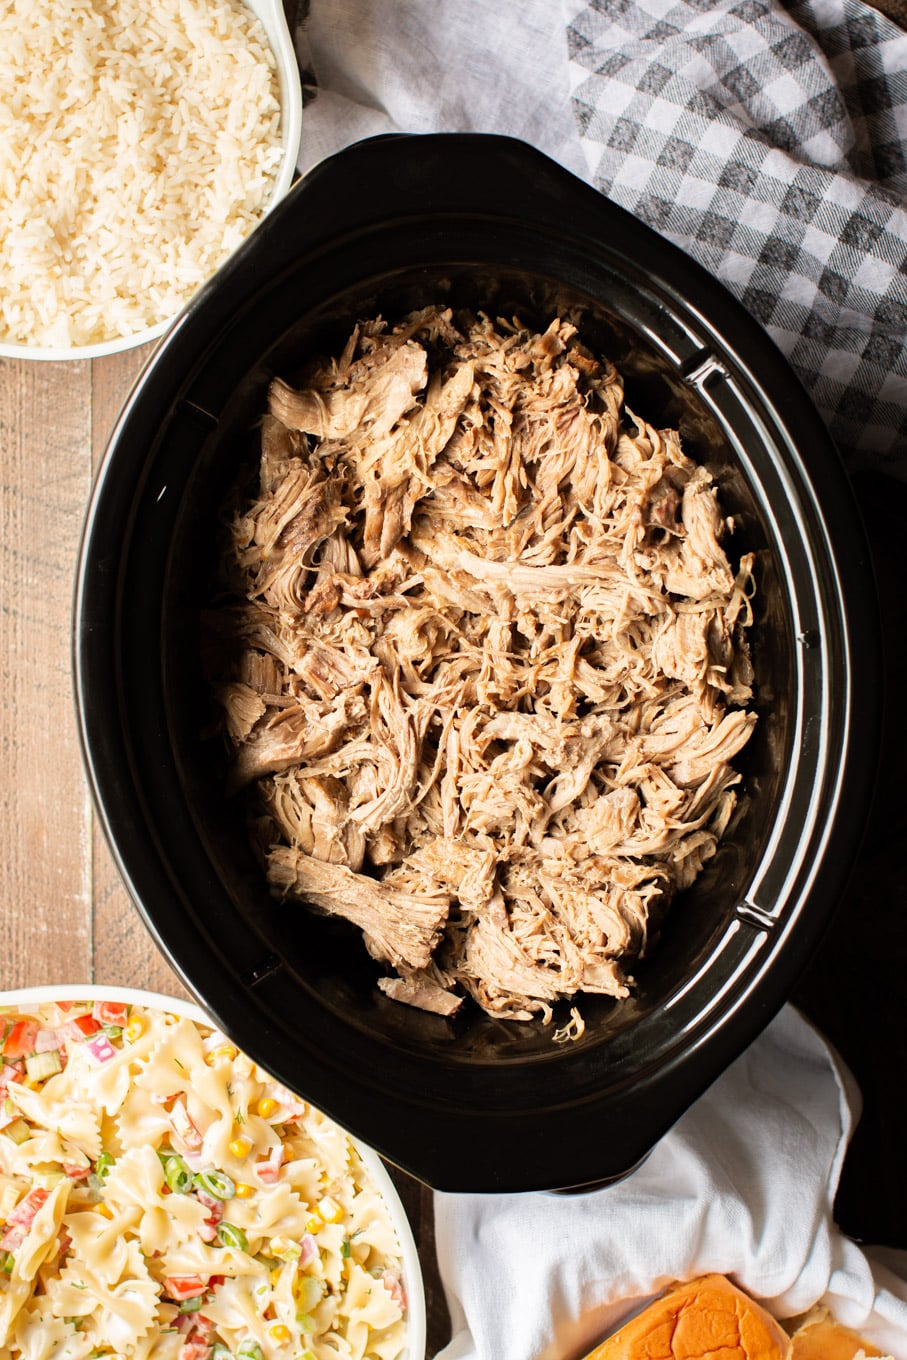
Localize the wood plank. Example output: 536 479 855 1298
0 357 93 986
88 342 190 999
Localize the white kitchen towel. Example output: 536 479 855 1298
296 0 907 475
432 1005 907 1360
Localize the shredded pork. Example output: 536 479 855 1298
210 308 756 1023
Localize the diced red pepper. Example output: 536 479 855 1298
0 1187 49 1249
92 1001 130 1027
62 1162 90 1180
179 1337 213 1360
6 1187 49 1228
2 1021 38 1060
65 1015 101 1040
164 1275 207 1302
197 1199 223 1242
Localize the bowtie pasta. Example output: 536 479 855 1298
0 1001 409 1360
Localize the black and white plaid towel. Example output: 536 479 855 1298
297 0 907 473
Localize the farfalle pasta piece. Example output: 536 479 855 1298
101 1146 208 1253
67 1025 159 1117
134 1018 219 1110
342 1262 403 1333
52 1239 159 1350
4 1084 101 1162
9 1182 70 1285
0 1280 32 1349
218 1180 309 1246
278 1154 322 1210
63 1211 141 1286
10 1296 90 1360
347 1187 405 1265
155 1233 261 1279
114 1085 179 1151
130 1329 182 1360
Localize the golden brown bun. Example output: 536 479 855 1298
788 1307 882 1360
583 1274 791 1360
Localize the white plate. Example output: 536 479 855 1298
0 0 303 363
0 983 427 1360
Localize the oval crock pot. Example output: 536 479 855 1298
73 133 879 1192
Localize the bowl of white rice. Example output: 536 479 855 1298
0 0 302 361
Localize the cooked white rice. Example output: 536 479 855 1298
0 0 284 349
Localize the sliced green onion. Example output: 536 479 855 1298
178 1296 205 1314
94 1153 114 1181
295 1313 316 1335
102 1025 123 1040
237 1344 264 1360
25 1050 62 1082
216 1222 249 1252
194 1168 236 1201
163 1155 193 1194
340 1238 350 1259
212 1346 233 1360
1 1251 14 1275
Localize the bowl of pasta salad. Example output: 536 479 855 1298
0 987 425 1360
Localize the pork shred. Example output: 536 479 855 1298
210 308 756 1024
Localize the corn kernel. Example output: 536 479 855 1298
268 1324 291 1345
270 1267 282 1287
205 1045 237 1067
93 1203 114 1219
234 1182 255 1199
304 1214 322 1234
256 1097 278 1119
316 1196 342 1224
229 1136 253 1159
124 1016 146 1043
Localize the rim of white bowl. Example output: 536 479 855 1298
0 983 427 1360
0 0 303 364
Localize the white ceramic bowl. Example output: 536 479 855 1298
0 983 427 1360
0 0 303 364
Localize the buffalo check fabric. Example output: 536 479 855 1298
565 0 907 473
297 0 907 474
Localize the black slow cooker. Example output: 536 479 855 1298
74 134 879 1191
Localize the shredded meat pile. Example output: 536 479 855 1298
210 307 756 1024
